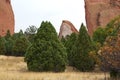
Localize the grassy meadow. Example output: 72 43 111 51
0 55 110 80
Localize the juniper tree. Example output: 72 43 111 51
25 21 67 72
4 30 13 56
12 30 30 56
64 33 78 65
0 37 6 55
70 23 95 71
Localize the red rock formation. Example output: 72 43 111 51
85 0 120 36
59 20 78 39
0 0 14 36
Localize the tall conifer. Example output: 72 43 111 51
25 21 67 72
70 23 95 71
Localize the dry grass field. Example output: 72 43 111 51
0 55 110 80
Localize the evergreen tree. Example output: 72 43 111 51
61 36 67 45
12 30 30 56
64 33 78 65
70 23 95 71
4 30 13 56
5 30 11 40
12 36 30 56
0 37 6 55
12 29 24 40
25 21 67 72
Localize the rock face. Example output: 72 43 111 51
59 20 78 39
85 0 120 35
0 0 14 36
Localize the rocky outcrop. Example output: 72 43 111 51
59 20 78 39
85 0 120 35
0 0 14 36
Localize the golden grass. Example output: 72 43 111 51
0 55 110 80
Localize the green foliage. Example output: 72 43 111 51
5 30 11 40
12 36 30 56
63 33 78 65
92 16 120 77
0 30 30 56
12 30 30 56
70 23 95 71
4 30 13 56
105 15 120 36
93 27 107 45
61 36 67 45
25 21 67 72
93 15 120 46
0 37 6 55
12 30 24 41
92 16 120 66
5 37 13 55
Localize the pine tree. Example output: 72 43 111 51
70 23 95 71
25 21 67 72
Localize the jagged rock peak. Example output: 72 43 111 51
0 0 14 36
59 20 78 39
85 0 120 36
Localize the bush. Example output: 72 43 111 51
99 35 120 76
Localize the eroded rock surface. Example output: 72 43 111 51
85 0 120 35
0 0 14 36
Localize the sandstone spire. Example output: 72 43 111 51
59 20 78 39
0 0 14 36
85 0 120 36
